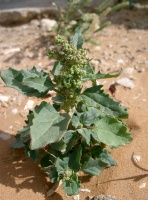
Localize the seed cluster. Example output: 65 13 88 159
48 35 89 111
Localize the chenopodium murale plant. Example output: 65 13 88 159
1 30 132 196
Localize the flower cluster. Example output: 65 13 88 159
48 35 89 111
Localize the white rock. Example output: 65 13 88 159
139 183 146 189
116 77 135 89
73 194 80 200
0 95 10 102
4 48 21 55
123 68 134 74
11 108 18 114
80 188 91 193
95 46 101 51
0 132 11 140
24 100 34 110
133 154 141 162
117 59 125 64
40 19 57 36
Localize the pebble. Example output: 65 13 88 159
123 68 134 75
80 188 91 193
4 47 21 55
94 194 116 200
139 183 146 189
11 108 18 114
24 100 34 110
117 59 125 65
40 19 57 36
0 132 11 140
132 154 141 162
116 77 135 89
0 95 10 102
73 195 80 200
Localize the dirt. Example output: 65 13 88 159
0 5 148 200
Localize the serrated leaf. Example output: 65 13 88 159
55 157 69 175
63 130 79 153
69 145 82 172
81 85 128 118
82 156 109 176
83 64 121 82
77 128 91 145
1 67 54 97
91 146 116 166
63 173 80 196
71 29 83 49
24 141 39 161
80 108 104 126
91 115 132 148
11 112 33 148
72 114 81 128
51 139 66 152
51 61 63 76
30 102 71 150
45 165 61 183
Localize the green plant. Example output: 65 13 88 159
1 31 132 196
53 0 129 40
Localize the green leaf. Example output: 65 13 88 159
51 139 66 152
91 115 132 148
77 128 91 145
63 173 80 196
40 154 55 168
63 130 79 153
24 141 39 161
1 67 54 97
11 111 33 148
55 157 69 175
91 146 116 166
80 108 104 126
72 114 81 129
82 156 109 176
83 66 121 82
51 61 63 76
71 29 83 49
69 145 82 172
30 102 71 150
81 85 128 118
45 166 61 183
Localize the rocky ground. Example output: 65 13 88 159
0 4 148 200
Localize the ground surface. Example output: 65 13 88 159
0 4 148 200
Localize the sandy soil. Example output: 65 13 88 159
0 6 148 200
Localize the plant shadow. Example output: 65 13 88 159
0 130 63 200
100 153 148 184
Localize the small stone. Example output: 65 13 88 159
80 188 91 193
0 95 10 102
95 46 101 51
12 108 18 114
0 131 11 140
73 194 80 200
24 100 34 110
4 48 21 55
116 77 135 89
40 19 57 36
139 183 146 189
123 68 134 74
117 59 125 65
133 154 141 162
94 194 116 200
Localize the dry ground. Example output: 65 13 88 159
0 6 148 200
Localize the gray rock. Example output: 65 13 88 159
94 194 116 200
